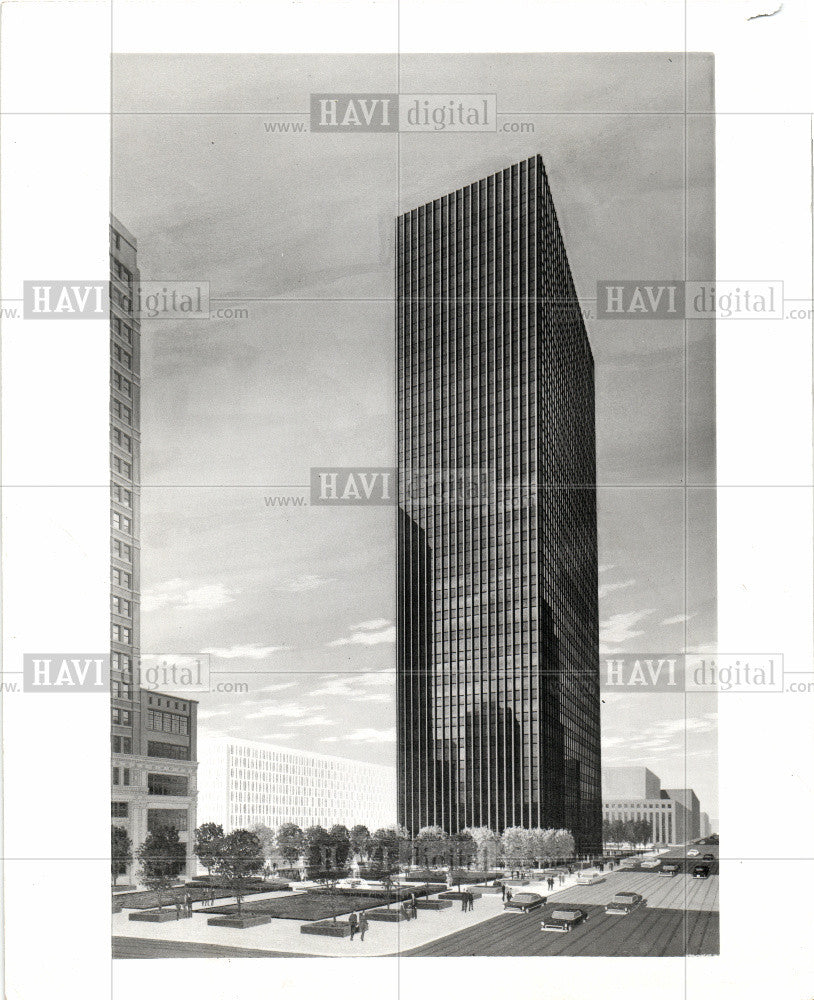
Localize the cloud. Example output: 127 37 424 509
321 727 396 744
196 708 231 720
309 672 394 702
598 578 636 599
662 613 696 625
289 716 336 728
244 701 321 720
277 573 333 593
328 622 396 647
599 609 655 647
143 578 237 613
253 681 297 695
599 564 616 574
202 643 292 659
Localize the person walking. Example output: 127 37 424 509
184 890 192 916
468 891 475 912
506 888 513 904
358 910 369 942
501 882 507 902
460 893 467 912
174 898 182 920
349 911 358 941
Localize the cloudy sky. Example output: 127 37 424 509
113 53 717 827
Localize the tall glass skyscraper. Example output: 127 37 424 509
396 155 602 852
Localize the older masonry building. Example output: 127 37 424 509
110 217 198 875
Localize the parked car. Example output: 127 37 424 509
659 863 680 877
504 892 546 912
541 907 589 932
692 865 711 879
618 858 637 868
641 859 661 868
687 849 700 857
702 853 715 861
605 891 646 915
576 871 604 885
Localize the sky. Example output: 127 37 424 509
113 53 718 827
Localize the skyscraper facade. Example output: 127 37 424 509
110 217 198 874
396 156 602 852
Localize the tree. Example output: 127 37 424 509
551 829 575 861
368 827 401 877
111 825 133 885
415 825 448 867
350 824 371 859
602 819 613 847
212 829 265 915
463 827 501 870
501 826 530 868
304 825 332 874
450 831 477 868
329 825 351 867
137 826 187 910
275 822 304 866
194 822 224 876
251 823 277 863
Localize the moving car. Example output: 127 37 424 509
641 858 661 868
659 863 680 877
702 853 715 861
541 907 589 932
605 891 646 915
576 871 604 885
692 864 711 879
687 849 700 857
504 892 546 912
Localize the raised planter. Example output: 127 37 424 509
129 909 192 923
415 899 452 910
477 886 504 894
300 920 352 938
438 891 482 901
207 914 272 929
365 908 408 922
112 901 123 914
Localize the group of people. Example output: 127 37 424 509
458 890 476 912
198 886 219 907
347 910 369 941
173 891 194 919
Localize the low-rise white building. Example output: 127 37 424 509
197 736 397 833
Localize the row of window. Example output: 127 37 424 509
112 539 133 561
111 624 132 644
112 568 132 588
145 709 189 735
112 767 131 785
111 398 133 423
112 708 132 726
112 342 132 367
112 512 132 533
112 316 134 345
112 484 133 508
112 595 131 616
112 427 132 453
112 456 132 477
112 652 132 673
112 735 132 754
111 369 132 397
111 681 133 700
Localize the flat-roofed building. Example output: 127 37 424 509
197 737 396 833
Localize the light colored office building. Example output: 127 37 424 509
198 737 397 833
701 811 712 838
602 767 705 845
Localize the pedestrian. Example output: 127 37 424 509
358 911 369 941
184 890 192 916
460 893 467 912
501 883 507 901
349 911 358 941
174 898 182 920
468 891 475 912
506 888 513 903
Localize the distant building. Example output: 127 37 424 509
602 767 704 845
110 217 198 875
197 737 396 833
602 767 661 800
664 788 701 841
700 811 712 838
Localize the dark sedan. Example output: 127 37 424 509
541 907 589 932
605 892 646 915
702 853 715 861
504 892 546 912
692 864 711 879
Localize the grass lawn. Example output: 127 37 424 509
115 883 277 910
208 891 404 921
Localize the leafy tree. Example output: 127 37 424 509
251 823 277 862
329 825 351 867
368 827 402 877
551 829 575 861
212 829 265 915
137 826 186 910
275 822 304 866
602 819 613 846
111 825 133 885
304 825 331 872
500 826 530 868
350 824 371 859
463 826 501 870
194 822 224 876
415 825 448 867
449 830 477 867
